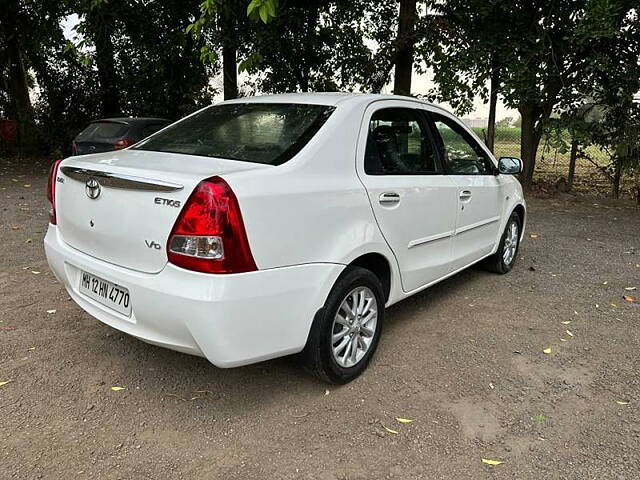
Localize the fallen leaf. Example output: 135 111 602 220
28 347 35 351
0 380 12 387
383 425 399 434
25 238 32 244
11 226 23 230
46 309 56 314
31 271 41 275
543 348 552 354
395 418 414 424
530 234 539 239
625 287 637 291
561 321 571 325
23 184 31 188
482 459 503 466
324 389 330 396
623 295 636 303
611 303 617 307
616 401 629 405
603 281 608 285
566 330 574 337
110 386 125 391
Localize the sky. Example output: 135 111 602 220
60 14 518 123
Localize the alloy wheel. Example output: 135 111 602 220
331 286 378 368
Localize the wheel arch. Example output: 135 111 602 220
347 252 393 302
512 203 526 239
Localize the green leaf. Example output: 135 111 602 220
247 0 260 16
259 5 269 23
266 0 276 17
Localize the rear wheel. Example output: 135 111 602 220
482 211 521 274
301 266 384 384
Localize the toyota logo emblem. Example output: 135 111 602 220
85 178 101 199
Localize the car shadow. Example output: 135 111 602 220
91 265 495 415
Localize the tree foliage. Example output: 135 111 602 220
1 0 638 199
422 0 640 188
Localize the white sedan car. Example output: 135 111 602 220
45 93 525 383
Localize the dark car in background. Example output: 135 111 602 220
72 117 171 155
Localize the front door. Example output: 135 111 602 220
357 104 459 293
429 112 505 270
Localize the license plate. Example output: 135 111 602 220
79 271 132 317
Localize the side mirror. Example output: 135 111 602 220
498 157 523 175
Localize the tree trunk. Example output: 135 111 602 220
612 160 622 199
219 5 239 100
298 4 320 93
5 28 39 154
222 42 238 100
393 0 417 96
567 139 578 191
87 10 121 116
518 105 541 189
486 66 499 153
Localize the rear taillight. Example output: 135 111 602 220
114 138 135 150
47 159 63 225
167 176 257 274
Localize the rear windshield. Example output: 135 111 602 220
133 103 335 165
76 122 129 141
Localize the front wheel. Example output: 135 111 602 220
301 266 384 384
482 211 522 274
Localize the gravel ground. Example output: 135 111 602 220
1 158 639 479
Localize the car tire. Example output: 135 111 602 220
482 211 522 274
301 266 385 384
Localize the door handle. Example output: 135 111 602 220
459 190 472 201
379 192 400 205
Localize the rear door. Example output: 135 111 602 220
429 112 505 270
357 103 458 293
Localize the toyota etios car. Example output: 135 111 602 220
45 93 525 383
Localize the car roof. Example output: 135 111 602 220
220 92 450 113
94 117 171 125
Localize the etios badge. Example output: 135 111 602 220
85 178 101 199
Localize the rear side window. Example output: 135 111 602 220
76 122 129 141
364 108 440 175
134 103 335 165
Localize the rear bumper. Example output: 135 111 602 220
44 226 344 367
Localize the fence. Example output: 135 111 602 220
470 126 625 196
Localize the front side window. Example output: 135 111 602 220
365 108 440 175
134 103 334 166
430 113 494 175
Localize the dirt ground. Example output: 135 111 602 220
1 158 639 480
